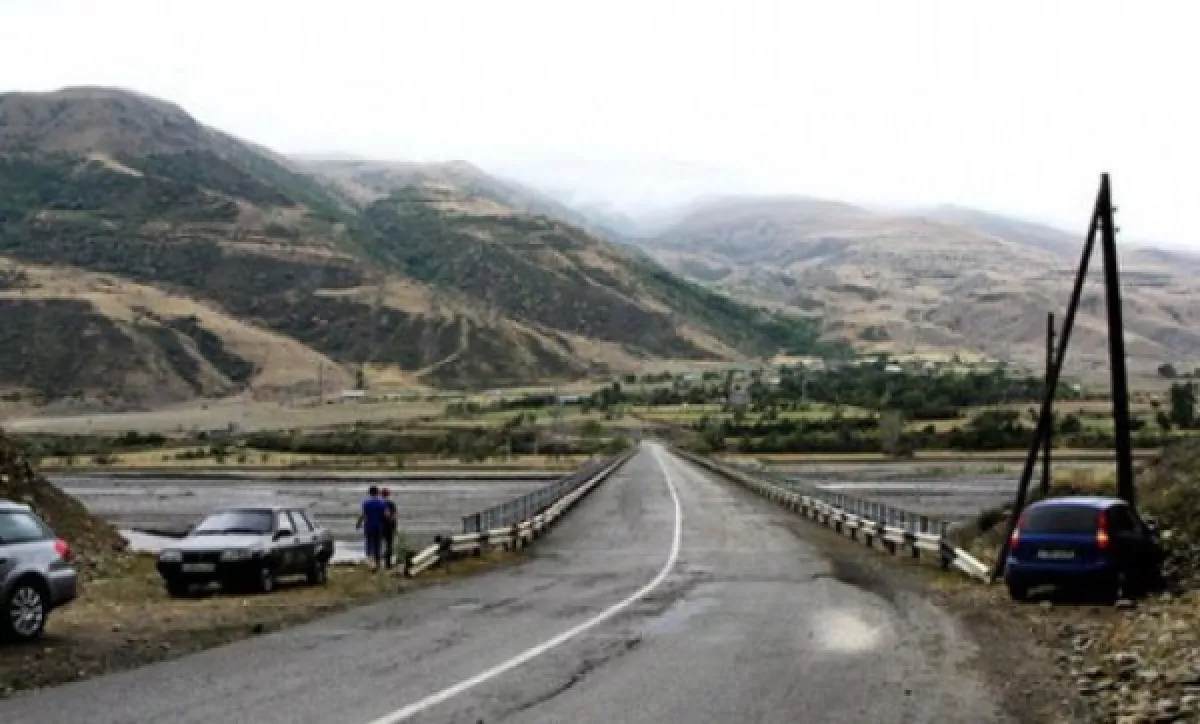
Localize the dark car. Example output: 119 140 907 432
155 506 334 596
1004 496 1163 601
0 500 79 641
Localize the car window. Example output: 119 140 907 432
1022 505 1099 534
284 511 306 533
292 511 314 532
276 511 294 533
0 511 52 544
192 510 273 535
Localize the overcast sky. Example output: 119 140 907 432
1 0 1196 247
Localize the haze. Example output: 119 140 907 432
2 0 1196 247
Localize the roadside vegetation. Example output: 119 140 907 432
11 355 1195 472
603 357 1194 456
12 400 634 471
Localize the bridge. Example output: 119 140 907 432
0 442 1008 723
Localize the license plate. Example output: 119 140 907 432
182 563 216 573
1036 549 1076 560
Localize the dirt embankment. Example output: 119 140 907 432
0 431 128 575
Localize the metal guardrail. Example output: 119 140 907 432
402 450 636 578
460 456 619 534
723 462 958 537
674 449 990 582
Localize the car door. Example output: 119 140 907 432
287 510 315 572
298 510 332 563
273 511 301 575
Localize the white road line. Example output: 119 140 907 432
364 443 684 724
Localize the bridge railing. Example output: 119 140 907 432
460 454 621 535
720 461 958 537
403 450 636 577
673 449 989 582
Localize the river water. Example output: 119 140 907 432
52 474 551 559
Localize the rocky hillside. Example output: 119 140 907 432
0 87 828 410
640 196 1200 379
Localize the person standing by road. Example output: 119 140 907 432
380 487 398 569
355 485 387 571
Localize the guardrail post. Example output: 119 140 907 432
429 535 449 571
511 522 521 550
477 530 488 556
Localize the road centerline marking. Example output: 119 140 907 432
364 443 684 724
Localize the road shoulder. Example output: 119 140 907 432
770 511 1087 724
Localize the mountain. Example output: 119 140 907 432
639 196 1200 379
299 158 630 239
919 206 1079 257
0 87 830 411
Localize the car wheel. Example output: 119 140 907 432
256 564 276 594
4 578 48 642
165 579 190 598
1006 579 1028 602
307 559 327 586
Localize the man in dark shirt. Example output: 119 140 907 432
356 485 387 571
380 487 398 569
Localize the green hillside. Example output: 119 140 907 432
0 87 834 408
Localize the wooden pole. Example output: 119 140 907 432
1097 174 1136 507
1040 312 1055 496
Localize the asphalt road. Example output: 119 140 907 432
0 443 1009 723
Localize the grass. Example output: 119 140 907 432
630 402 872 424
3 399 447 435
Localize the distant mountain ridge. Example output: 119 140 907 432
0 87 831 410
631 194 1200 379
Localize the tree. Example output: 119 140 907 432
1169 382 1196 428
879 410 906 458
1158 363 1179 379
1059 413 1083 435
1157 411 1173 431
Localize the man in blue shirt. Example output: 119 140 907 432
356 485 388 571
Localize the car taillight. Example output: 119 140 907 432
1010 512 1026 546
1096 511 1110 550
54 539 72 561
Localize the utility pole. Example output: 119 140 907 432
1040 312 1055 496
1099 175 1135 507
991 173 1136 580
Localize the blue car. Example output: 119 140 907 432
1004 496 1163 601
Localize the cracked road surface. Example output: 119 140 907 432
0 443 1009 723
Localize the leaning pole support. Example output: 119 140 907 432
990 173 1138 581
